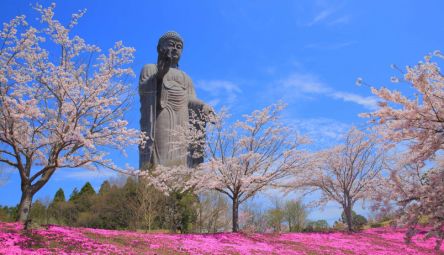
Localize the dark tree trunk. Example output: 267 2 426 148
17 187 34 228
232 196 239 232
344 204 353 232
16 165 56 228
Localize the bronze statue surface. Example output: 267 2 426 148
139 31 212 169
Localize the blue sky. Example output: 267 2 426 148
1 0 443 224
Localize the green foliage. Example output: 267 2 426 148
304 220 329 232
332 220 347 230
196 191 230 233
369 222 383 228
29 200 48 225
53 188 66 203
79 182 96 197
69 188 80 202
98 181 111 196
2 178 201 232
160 191 198 233
70 182 97 219
0 205 18 222
284 199 308 232
341 210 368 230
82 179 135 229
266 208 284 232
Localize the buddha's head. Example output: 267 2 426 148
157 31 183 67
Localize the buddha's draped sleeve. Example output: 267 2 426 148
184 72 205 109
139 64 158 170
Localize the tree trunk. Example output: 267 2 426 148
344 205 353 232
232 196 239 232
17 187 34 227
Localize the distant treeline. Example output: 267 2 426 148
1 178 200 233
0 177 371 233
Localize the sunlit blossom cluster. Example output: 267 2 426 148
364 54 444 250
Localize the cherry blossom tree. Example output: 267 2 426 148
374 156 444 250
197 103 311 232
364 53 444 164
363 53 444 250
139 104 310 232
295 127 385 232
0 4 142 224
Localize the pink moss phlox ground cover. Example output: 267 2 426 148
1 222 443 254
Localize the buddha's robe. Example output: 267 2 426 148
139 64 204 169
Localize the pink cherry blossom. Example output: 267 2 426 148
363 53 444 250
0 4 143 223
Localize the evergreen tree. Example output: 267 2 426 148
66 183 97 226
98 180 111 196
48 188 67 225
79 182 96 197
75 182 97 220
53 188 66 203
69 188 80 202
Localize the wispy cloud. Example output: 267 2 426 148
279 72 378 110
305 0 350 27
55 169 117 181
290 117 350 148
281 73 330 94
195 80 242 108
307 8 336 26
331 91 378 110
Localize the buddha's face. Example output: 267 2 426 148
159 38 183 63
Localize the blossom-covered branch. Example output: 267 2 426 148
199 103 311 232
0 4 143 224
292 127 385 232
363 53 444 250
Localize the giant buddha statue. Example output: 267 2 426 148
139 31 213 169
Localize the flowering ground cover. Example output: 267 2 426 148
0 222 442 254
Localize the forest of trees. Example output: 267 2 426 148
0 178 372 234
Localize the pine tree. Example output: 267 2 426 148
79 182 96 197
98 181 111 196
53 188 66 203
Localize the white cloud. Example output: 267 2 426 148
278 72 378 110
290 117 350 148
195 80 242 107
307 8 335 26
281 73 331 94
331 92 379 111
55 169 117 181
305 0 350 27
